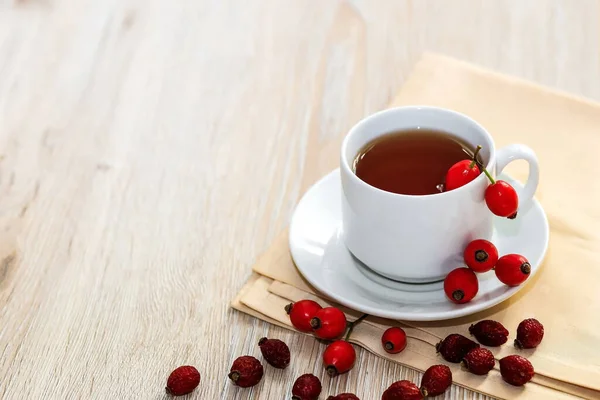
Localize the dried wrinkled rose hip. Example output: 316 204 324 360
327 394 360 400
420 365 452 397
515 318 544 349
165 365 200 396
381 380 423 400
462 348 495 375
258 337 290 369
436 333 480 363
499 355 535 386
469 320 509 347
292 374 322 400
228 356 264 388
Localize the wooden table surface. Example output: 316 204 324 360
1 1 598 399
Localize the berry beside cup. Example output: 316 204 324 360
444 237 532 304
442 144 536 305
444 144 520 218
464 239 498 273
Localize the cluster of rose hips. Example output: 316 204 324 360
444 238 531 304
436 318 544 388
224 300 362 399
381 317 544 398
445 145 519 218
286 300 358 377
286 300 454 399
164 307 543 398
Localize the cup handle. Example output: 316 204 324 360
495 144 540 208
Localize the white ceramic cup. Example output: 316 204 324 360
340 106 539 283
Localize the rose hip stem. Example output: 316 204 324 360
472 145 495 184
344 314 369 341
469 145 482 169
473 145 498 185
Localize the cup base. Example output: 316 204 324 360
348 249 446 284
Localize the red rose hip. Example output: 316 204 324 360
495 254 531 286
311 307 347 340
420 364 452 397
499 355 535 386
228 356 264 388
445 160 481 191
166 365 200 396
323 340 356 376
445 145 482 191
464 239 498 273
258 337 290 369
382 327 407 354
292 374 322 400
444 268 479 304
485 180 519 217
382 380 423 400
286 300 322 332
515 318 544 349
462 347 495 375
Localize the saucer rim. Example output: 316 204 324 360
289 168 550 321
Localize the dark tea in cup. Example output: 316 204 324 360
353 129 476 195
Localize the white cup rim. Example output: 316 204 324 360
340 105 497 199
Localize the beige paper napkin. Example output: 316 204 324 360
247 236 600 399
232 54 600 399
235 277 596 399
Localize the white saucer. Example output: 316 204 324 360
289 169 549 321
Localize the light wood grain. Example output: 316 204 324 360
0 1 598 399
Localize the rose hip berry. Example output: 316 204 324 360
443 268 479 304
445 158 481 192
499 355 535 386
462 347 495 375
382 380 423 400
258 337 290 369
228 356 264 388
515 318 544 349
165 365 200 396
420 364 452 397
286 300 322 332
311 307 347 340
479 161 519 218
327 394 360 400
469 319 509 346
436 333 480 363
292 374 322 400
495 254 531 286
485 180 519 218
323 340 356 376
464 239 498 273
382 327 407 354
